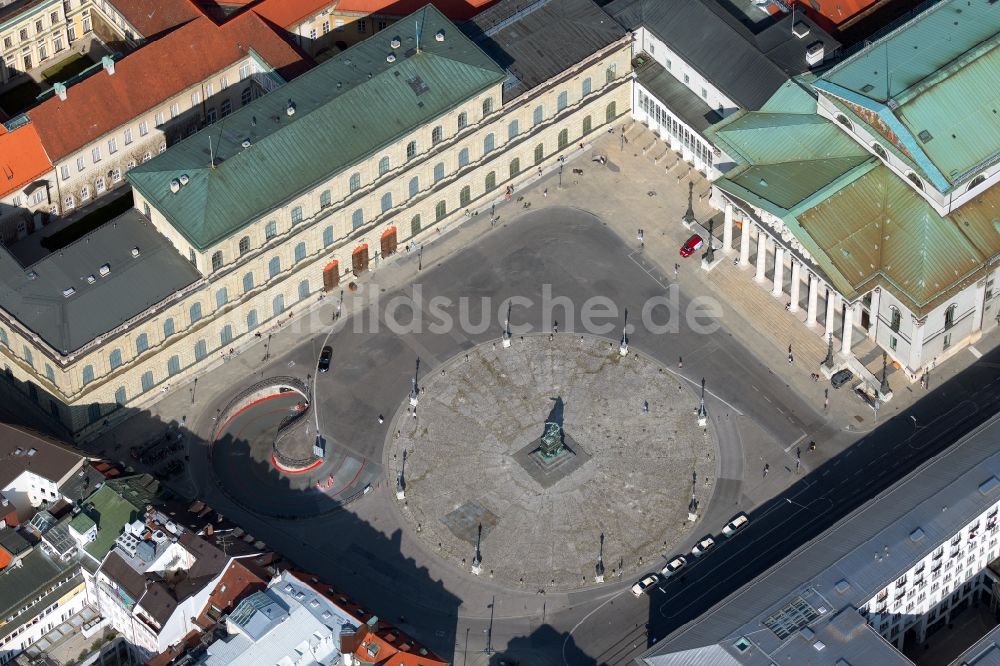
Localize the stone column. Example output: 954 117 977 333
868 288 881 340
909 315 926 372
722 202 734 254
771 246 785 296
842 302 855 356
806 274 819 326
739 217 752 266
973 279 987 332
789 260 801 312
754 230 767 282
825 289 836 338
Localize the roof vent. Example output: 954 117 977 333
27 448 36 456
918 129 933 143
99 263 110 277
26 270 37 280
910 527 925 542
435 30 445 42
54 82 67 101
860 83 875 93
169 179 181 193
805 42 825 66
386 53 396 63
792 21 810 38
62 287 76 298
390 37 401 49
86 275 96 284
131 247 140 258
179 174 189 186
241 139 252 149
286 100 296 116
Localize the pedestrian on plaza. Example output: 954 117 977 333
378 414 384 424
543 188 548 197
643 400 649 413
255 331 262 338
678 356 683 369
554 320 559 334
537 166 543 177
788 352 793 365
763 463 769 477
674 263 679 278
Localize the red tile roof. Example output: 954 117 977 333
194 559 267 628
0 123 53 199
28 12 308 162
252 0 498 29
106 0 205 38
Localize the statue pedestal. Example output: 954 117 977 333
471 564 482 576
619 342 628 357
687 511 698 522
409 396 419 407
502 336 511 348
594 574 604 584
396 489 405 500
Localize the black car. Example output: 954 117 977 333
831 368 853 389
318 346 333 372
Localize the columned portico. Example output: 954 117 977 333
739 217 752 266
825 290 836 338
867 288 881 340
722 203 734 254
789 260 801 312
754 230 767 282
909 316 926 371
842 302 855 356
806 273 818 326
771 246 785 296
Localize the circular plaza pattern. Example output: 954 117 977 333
386 334 718 590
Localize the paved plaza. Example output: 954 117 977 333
387 334 716 590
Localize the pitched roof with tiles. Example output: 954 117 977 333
27 12 307 162
252 0 498 28
107 0 205 38
0 123 53 200
128 4 505 251
0 423 85 489
194 559 267 628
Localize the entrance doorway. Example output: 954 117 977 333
381 226 398 258
322 260 339 291
352 245 369 275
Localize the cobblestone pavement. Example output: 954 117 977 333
386 334 716 591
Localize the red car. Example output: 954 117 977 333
679 234 704 257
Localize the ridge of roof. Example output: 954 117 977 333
0 122 53 199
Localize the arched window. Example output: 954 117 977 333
968 174 986 191
215 287 228 309
889 306 901 332
485 171 496 191
533 105 543 126
432 126 443 144
241 87 252 105
194 339 207 361
352 209 364 229
381 192 392 213
510 158 520 178
320 190 332 208
458 148 469 168
349 172 361 192
163 318 175 338
484 133 495 154
406 140 417 160
835 114 852 130
460 186 471 207
605 64 616 83
298 279 310 300
294 242 306 262
409 176 419 198
167 355 181 375
268 257 281 278
557 91 568 111
457 112 468 130
534 143 544 165
945 304 956 330
434 162 445 182
482 98 493 116
272 294 285 317
265 220 277 239
582 77 592 96
141 371 154 392
239 236 250 255
135 333 149 354
410 214 421 236
115 386 127 406
22 346 33 368
45 365 54 383
189 302 202 323
82 365 95 385
906 173 923 191
247 309 259 331
109 348 122 370
583 115 592 134
435 200 447 221
243 272 254 293
871 143 887 161
211 251 223 271
508 119 519 140
323 226 334 247
606 101 617 123
0 328 7 347
378 156 390 176
220 325 233 345
558 129 569 150
290 206 303 224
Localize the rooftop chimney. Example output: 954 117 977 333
101 55 115 75
54 83 67 101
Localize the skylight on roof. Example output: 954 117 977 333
407 76 429 96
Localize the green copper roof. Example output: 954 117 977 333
79 475 160 562
69 512 96 534
129 4 506 251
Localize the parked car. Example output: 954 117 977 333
691 536 716 557
831 368 853 389
318 346 333 372
679 234 704 257
661 556 687 578
631 573 660 597
723 514 749 537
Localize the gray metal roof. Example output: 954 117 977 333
0 208 200 354
950 626 1000 666
0 423 84 489
462 0 627 102
229 590 289 641
605 0 837 110
643 412 1000 665
634 56 723 134
0 547 77 624
128 4 506 252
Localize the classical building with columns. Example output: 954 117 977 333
705 0 1000 387
0 0 631 437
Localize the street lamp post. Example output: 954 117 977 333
396 449 407 500
697 378 708 427
418 244 423 271
703 217 715 264
502 301 512 348
410 358 420 407
879 352 891 396
683 181 695 226
190 377 197 404
471 523 483 575
264 333 272 362
484 597 495 656
822 333 834 369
